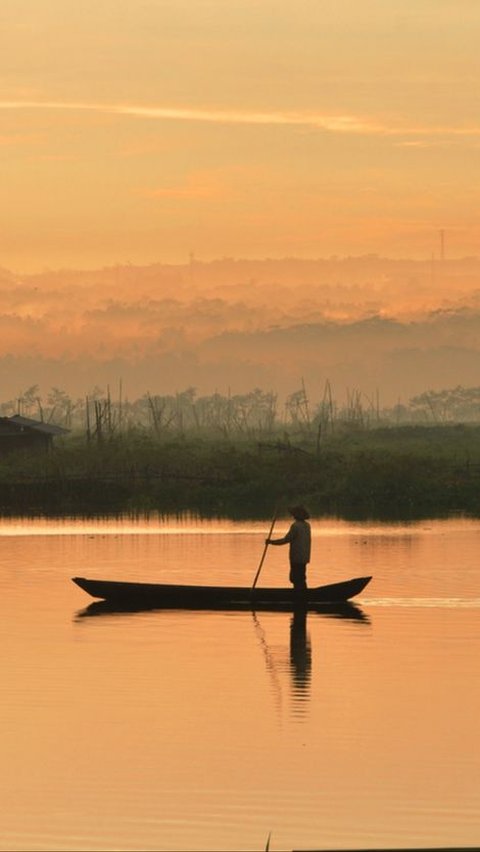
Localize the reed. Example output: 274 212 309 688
1 424 480 519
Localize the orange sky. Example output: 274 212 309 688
2 0 480 271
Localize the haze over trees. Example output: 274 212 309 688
1 255 480 409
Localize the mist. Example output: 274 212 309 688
1 255 480 408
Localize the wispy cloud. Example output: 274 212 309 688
0 131 41 146
2 99 480 138
394 139 457 149
0 99 380 133
143 172 224 200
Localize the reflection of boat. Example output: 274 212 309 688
72 575 372 611
77 598 369 620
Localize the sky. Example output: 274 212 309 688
1 0 480 272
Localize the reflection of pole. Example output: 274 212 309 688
252 609 313 722
252 612 283 716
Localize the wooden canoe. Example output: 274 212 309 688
72 575 372 611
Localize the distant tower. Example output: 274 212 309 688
189 250 195 285
440 229 445 262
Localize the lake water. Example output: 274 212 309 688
1 514 480 852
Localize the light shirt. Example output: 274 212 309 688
275 520 311 563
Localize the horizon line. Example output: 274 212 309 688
6 251 480 277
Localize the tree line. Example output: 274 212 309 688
2 382 480 440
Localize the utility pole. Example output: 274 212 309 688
189 250 195 285
440 229 445 262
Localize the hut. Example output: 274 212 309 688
0 415 69 454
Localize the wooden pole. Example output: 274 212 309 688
252 509 278 590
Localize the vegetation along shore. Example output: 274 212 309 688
1 381 480 520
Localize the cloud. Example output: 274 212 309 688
394 139 455 149
3 99 480 139
0 132 41 147
142 172 225 200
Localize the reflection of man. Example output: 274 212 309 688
290 609 312 698
266 505 311 589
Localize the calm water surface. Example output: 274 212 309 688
1 514 480 851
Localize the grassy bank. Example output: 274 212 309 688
1 423 480 519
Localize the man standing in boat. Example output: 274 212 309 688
265 505 311 590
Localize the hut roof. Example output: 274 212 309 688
1 415 69 436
